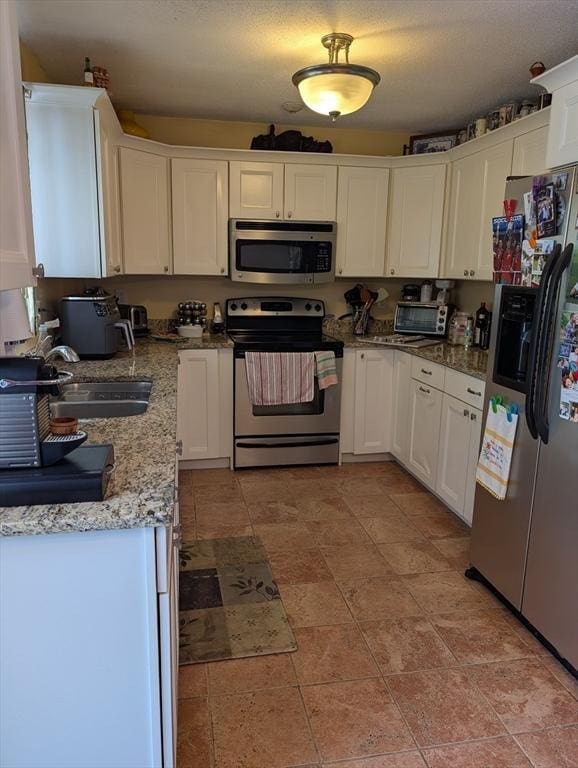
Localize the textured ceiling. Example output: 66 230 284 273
17 0 578 132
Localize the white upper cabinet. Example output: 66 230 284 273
512 126 548 175
229 161 284 219
172 158 228 275
444 139 513 281
532 56 578 169
119 147 171 274
353 348 393 454
95 110 123 276
336 167 389 277
386 165 446 278
283 164 337 221
0 0 36 290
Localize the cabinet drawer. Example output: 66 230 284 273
411 356 445 390
444 368 486 410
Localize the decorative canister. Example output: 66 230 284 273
475 118 487 138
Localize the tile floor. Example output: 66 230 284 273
177 461 578 768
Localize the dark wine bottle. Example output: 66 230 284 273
474 302 489 347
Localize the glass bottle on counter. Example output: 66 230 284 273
474 302 491 349
83 57 94 86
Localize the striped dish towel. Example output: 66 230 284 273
314 351 338 390
245 352 315 405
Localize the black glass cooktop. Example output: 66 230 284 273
229 332 343 355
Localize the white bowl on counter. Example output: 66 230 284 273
177 325 203 338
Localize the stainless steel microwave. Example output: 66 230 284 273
229 219 336 284
394 301 452 337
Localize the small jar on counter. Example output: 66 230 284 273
448 312 473 346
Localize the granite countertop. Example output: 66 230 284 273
1 334 230 538
334 332 488 381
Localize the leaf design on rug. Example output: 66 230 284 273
229 576 280 601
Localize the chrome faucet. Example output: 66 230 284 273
45 345 80 363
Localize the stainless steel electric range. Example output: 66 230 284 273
227 297 344 469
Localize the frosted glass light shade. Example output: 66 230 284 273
292 63 380 119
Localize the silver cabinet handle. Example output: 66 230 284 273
470 269 475 276
390 268 395 275
163 265 169 273
463 269 468 276
467 387 482 396
470 413 477 421
275 211 280 218
287 211 292 218
338 268 343 275
176 439 183 456
360 353 365 359
220 267 225 274
419 386 430 394
463 408 470 417
113 265 121 274
420 368 432 376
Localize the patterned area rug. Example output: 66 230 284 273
179 536 297 664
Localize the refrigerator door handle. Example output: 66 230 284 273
535 243 574 444
525 245 560 439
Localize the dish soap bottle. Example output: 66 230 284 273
83 57 94 86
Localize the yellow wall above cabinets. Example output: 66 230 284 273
19 40 51 83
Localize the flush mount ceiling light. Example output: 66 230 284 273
292 33 380 121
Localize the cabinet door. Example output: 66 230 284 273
353 349 393 454
336 167 389 277
229 161 283 219
435 394 471 514
407 379 443 488
463 407 482 526
172 158 228 275
386 165 446 278
443 153 482 279
0 0 36 290
391 351 412 464
177 350 220 460
545 78 578 169
284 164 337 221
475 140 514 280
339 349 356 454
95 112 123 276
119 147 170 275
512 127 548 175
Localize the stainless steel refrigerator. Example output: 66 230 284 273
469 168 578 673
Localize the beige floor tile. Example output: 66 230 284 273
541 657 578 700
211 687 317 768
253 521 315 552
388 492 447 515
195 500 250 528
359 516 425 544
430 536 471 569
291 478 341 499
291 624 379 684
195 522 253 540
179 663 208 699
403 571 493 614
302 678 414 761
422 736 532 767
377 475 423 494
467 658 578 733
189 468 238 487
194 483 244 505
177 697 213 768
410 510 469 539
512 623 555 657
246 500 300 523
240 479 293 503
336 477 386 496
324 755 426 768
387 667 505 747
514 725 578 767
343 495 407 519
339 576 422 621
207 653 296 695
378 540 452 575
268 548 333 585
360 616 456 674
282 581 353 627
321 544 394 579
294 496 355 521
429 609 536 664
305 518 372 547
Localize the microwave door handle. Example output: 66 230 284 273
535 243 573 444
524 244 559 439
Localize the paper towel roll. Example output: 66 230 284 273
0 289 32 354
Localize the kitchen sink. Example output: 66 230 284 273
50 380 153 418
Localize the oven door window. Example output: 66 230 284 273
396 305 438 333
236 240 313 274
251 383 325 416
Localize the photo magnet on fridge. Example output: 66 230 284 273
535 183 556 238
492 214 524 284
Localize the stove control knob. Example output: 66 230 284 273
305 303 312 311
230 303 238 311
438 325 444 331
240 302 248 311
314 304 322 312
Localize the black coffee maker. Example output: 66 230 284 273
0 356 85 469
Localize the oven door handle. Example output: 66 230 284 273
236 438 339 449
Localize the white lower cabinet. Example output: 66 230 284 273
407 378 443 488
353 349 394 454
177 349 233 462
435 394 483 524
391 351 412 463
